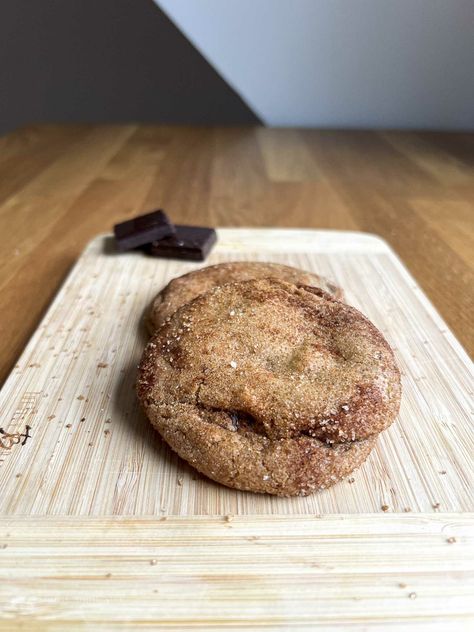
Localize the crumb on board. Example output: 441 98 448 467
446 537 457 544
347 477 355 484
403 507 412 513
432 502 440 510
104 429 110 436
150 559 158 566
381 505 390 512
80 417 86 422
77 395 85 401
398 583 407 589
97 362 108 369
224 514 233 523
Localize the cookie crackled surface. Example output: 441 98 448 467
137 278 401 496
147 261 344 333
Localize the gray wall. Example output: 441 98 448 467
2 0 472 133
159 0 474 129
0 0 259 135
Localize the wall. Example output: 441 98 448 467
157 0 474 129
2 0 472 133
0 0 258 135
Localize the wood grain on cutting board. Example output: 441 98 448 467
0 230 472 516
0 514 473 630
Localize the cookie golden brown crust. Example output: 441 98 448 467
137 278 401 496
147 261 344 333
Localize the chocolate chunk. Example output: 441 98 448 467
147 225 217 261
114 210 174 251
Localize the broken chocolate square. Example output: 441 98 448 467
113 209 174 251
147 225 217 261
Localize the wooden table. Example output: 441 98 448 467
1 124 473 629
0 125 472 384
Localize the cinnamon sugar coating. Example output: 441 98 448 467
147 261 344 333
137 278 400 496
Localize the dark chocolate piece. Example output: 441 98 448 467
114 209 174 251
147 225 217 261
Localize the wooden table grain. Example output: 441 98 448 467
0 124 472 383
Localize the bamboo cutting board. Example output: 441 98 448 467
0 229 473 629
0 229 472 516
0 515 472 630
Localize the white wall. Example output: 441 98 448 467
156 0 474 129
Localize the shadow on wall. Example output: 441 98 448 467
0 0 260 135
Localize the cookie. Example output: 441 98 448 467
137 278 401 496
147 261 344 333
